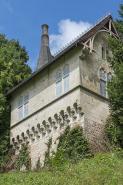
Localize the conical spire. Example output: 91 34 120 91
36 24 52 70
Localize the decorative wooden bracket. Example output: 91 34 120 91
79 18 120 54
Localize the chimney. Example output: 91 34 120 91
36 24 52 70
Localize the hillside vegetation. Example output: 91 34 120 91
0 150 123 185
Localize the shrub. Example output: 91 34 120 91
57 125 93 163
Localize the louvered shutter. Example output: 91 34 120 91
100 80 106 97
18 106 23 121
24 102 29 118
56 72 62 81
63 66 69 77
56 80 62 98
24 94 29 103
64 75 69 93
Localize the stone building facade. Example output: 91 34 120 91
6 13 120 168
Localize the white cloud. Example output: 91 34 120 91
49 19 91 55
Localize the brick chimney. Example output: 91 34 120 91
36 24 52 70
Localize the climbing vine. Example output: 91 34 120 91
57 125 93 163
44 125 93 170
15 144 31 170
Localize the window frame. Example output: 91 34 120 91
99 69 112 98
99 68 106 98
56 71 62 98
18 93 29 121
55 66 70 98
18 98 23 122
63 66 69 94
24 94 29 118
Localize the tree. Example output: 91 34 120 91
0 34 32 169
106 4 123 147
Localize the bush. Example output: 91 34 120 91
57 125 93 163
44 125 93 171
105 116 122 147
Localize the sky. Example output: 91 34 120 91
0 0 122 71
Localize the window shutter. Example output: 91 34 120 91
56 80 62 98
24 94 29 103
63 66 69 77
100 80 106 97
56 72 62 81
64 75 69 93
24 102 29 118
18 98 23 107
18 106 23 121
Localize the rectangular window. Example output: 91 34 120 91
63 66 69 76
56 80 62 98
24 102 29 118
18 94 29 121
56 72 62 81
18 98 23 107
18 106 23 121
64 75 69 93
100 80 106 97
24 94 29 103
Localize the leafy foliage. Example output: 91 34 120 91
57 125 92 163
44 125 92 171
105 116 122 146
0 34 32 169
106 4 123 147
15 144 31 170
47 147 68 171
1 151 123 184
44 138 52 166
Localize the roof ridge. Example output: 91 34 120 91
53 10 111 57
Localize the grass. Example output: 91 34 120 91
1 151 123 185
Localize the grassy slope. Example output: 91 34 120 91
1 152 123 185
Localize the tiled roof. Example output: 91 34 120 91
78 15 111 42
